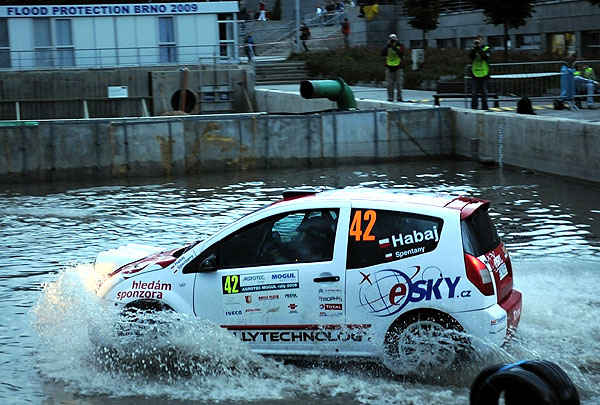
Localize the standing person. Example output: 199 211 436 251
316 5 323 24
341 18 350 48
469 34 491 110
300 24 311 51
258 0 267 21
246 33 255 61
381 34 405 102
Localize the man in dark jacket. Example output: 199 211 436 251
381 34 405 102
469 34 491 110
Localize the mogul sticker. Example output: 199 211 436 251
116 280 172 300
222 270 299 295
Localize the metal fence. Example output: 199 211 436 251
0 44 239 71
456 60 600 108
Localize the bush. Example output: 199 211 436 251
289 47 559 89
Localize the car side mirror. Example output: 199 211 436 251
199 254 217 272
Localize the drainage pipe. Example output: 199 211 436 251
300 78 357 110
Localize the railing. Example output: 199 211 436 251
455 60 599 108
0 44 239 71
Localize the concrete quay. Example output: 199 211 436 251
0 83 598 184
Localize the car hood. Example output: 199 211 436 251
95 243 190 279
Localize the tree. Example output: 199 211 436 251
405 0 440 49
469 0 536 61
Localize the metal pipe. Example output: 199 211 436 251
300 78 357 110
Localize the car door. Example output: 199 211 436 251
344 204 447 353
188 202 351 355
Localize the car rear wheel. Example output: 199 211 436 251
383 312 467 376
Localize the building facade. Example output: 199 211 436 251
396 0 600 57
0 1 240 70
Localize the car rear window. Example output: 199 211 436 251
461 207 501 256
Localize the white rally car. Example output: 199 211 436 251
94 188 522 374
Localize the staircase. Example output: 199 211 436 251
255 60 311 85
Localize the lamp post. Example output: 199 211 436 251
295 0 300 52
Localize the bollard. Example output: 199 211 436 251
300 77 357 110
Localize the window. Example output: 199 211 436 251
549 33 575 56
34 18 53 67
0 18 8 68
461 206 500 257
346 209 443 269
159 17 176 63
410 40 424 49
582 31 600 58
487 35 504 49
516 34 541 49
56 19 74 67
187 209 339 272
436 38 457 49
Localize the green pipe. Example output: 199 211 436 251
300 78 357 110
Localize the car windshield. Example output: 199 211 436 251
461 207 501 256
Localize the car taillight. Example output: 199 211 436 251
465 253 494 296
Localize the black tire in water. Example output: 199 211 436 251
471 366 560 405
509 360 580 405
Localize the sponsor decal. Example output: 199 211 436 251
284 293 297 299
490 314 507 326
245 308 261 313
233 330 366 343
318 288 342 295
288 303 298 313
360 271 372 285
222 270 299 295
319 311 343 317
267 307 280 313
258 294 279 301
320 303 343 310
245 295 252 304
319 296 342 302
116 280 172 300
381 226 439 248
359 267 469 317
225 310 242 316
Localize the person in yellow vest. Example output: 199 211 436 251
574 63 598 109
469 34 491 110
381 34 405 102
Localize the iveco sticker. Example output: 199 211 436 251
222 270 299 295
359 268 466 317
225 310 242 316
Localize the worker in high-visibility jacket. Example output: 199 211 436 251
381 34 405 102
469 34 491 110
574 63 598 109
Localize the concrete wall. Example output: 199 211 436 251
0 65 255 119
453 108 600 182
0 106 453 184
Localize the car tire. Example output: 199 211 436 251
471 366 560 405
117 299 173 338
469 364 505 404
383 312 467 376
510 360 580 405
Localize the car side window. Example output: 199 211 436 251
215 209 339 269
346 209 443 269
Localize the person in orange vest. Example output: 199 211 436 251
469 34 491 110
381 33 405 102
341 18 350 48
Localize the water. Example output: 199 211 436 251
1 159 599 404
